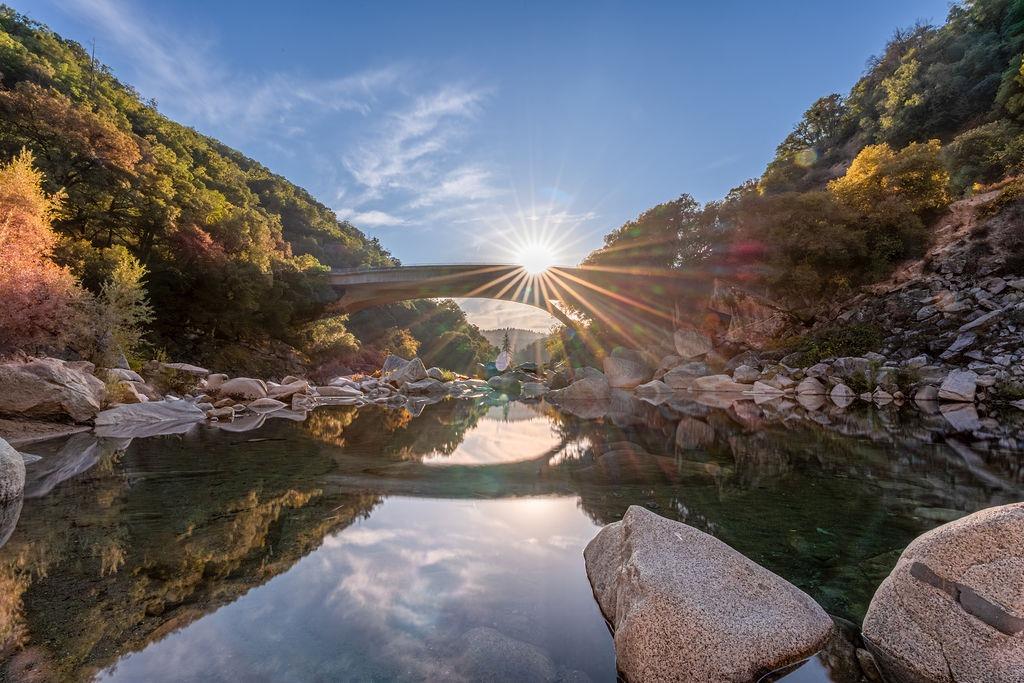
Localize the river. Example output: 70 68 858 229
0 394 1021 681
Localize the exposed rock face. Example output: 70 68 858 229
0 438 26 502
0 358 106 422
217 377 268 401
938 370 978 402
707 279 792 349
547 376 611 401
603 355 651 389
863 503 1024 683
674 326 713 359
584 506 833 682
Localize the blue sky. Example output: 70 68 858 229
23 0 951 329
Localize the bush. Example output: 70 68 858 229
779 323 885 365
943 121 1024 194
828 140 950 217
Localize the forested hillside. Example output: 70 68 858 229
586 0 1024 315
0 7 491 374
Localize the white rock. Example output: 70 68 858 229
938 370 978 402
217 377 268 401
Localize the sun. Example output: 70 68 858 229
517 242 556 274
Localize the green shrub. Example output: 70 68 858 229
780 323 885 365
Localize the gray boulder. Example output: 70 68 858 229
585 506 833 682
691 374 750 392
403 378 447 395
863 503 1024 683
248 397 287 413
939 370 978 402
548 376 610 401
384 357 428 386
732 364 760 384
217 377 268 401
0 438 26 501
603 355 651 389
381 354 410 374
316 385 363 398
674 326 713 359
520 382 548 399
661 361 711 390
0 358 106 422
796 377 827 396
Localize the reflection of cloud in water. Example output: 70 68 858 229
423 405 559 466
94 496 614 682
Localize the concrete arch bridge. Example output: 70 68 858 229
327 263 710 338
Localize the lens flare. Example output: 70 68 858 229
517 242 556 274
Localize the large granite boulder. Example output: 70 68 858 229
0 438 26 502
603 354 651 389
0 358 106 422
938 369 978 403
216 377 268 401
661 361 711 390
547 376 610 401
674 326 713 359
585 506 833 682
862 503 1024 683
384 357 428 387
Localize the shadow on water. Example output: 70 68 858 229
0 394 1020 681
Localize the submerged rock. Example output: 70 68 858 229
863 502 1024 683
584 506 832 682
453 627 557 681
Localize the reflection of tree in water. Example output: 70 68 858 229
0 430 382 682
304 401 489 462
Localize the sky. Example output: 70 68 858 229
22 0 951 331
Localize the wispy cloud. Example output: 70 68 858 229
57 0 401 131
334 209 406 228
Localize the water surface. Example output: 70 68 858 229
1 395 1021 681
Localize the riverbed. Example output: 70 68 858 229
1 395 1021 681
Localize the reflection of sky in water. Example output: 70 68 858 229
423 404 561 466
96 496 615 682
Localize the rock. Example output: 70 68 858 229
914 385 939 402
0 438 26 501
108 368 144 383
707 279 792 349
380 354 410 374
205 373 228 391
652 355 683 380
830 357 873 381
958 308 1004 333
426 366 446 381
661 362 710 390
206 406 235 421
217 377 268 401
93 400 206 437
574 366 605 381
862 503 1024 683
938 370 978 402
520 382 548 399
487 375 522 395
384 357 428 386
403 378 447 395
159 362 209 377
940 332 977 360
247 397 286 413
691 375 750 393
0 358 106 423
603 355 651 389
585 506 833 682
830 383 855 407
328 376 358 388
752 380 784 395
547 376 610 401
797 377 827 396
316 385 363 398
635 380 670 396
674 326 714 359
732 364 760 384
676 417 715 449
268 380 309 400
116 381 148 404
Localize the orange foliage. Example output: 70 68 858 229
0 150 84 352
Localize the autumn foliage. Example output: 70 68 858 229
0 150 83 353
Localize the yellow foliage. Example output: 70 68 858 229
828 140 949 214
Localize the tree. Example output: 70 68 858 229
0 150 84 353
828 140 950 216
501 330 511 354
91 248 154 365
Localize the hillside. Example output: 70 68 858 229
583 0 1024 352
0 6 491 374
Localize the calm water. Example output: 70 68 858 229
1 394 1022 681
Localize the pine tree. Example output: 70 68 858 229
501 329 511 354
